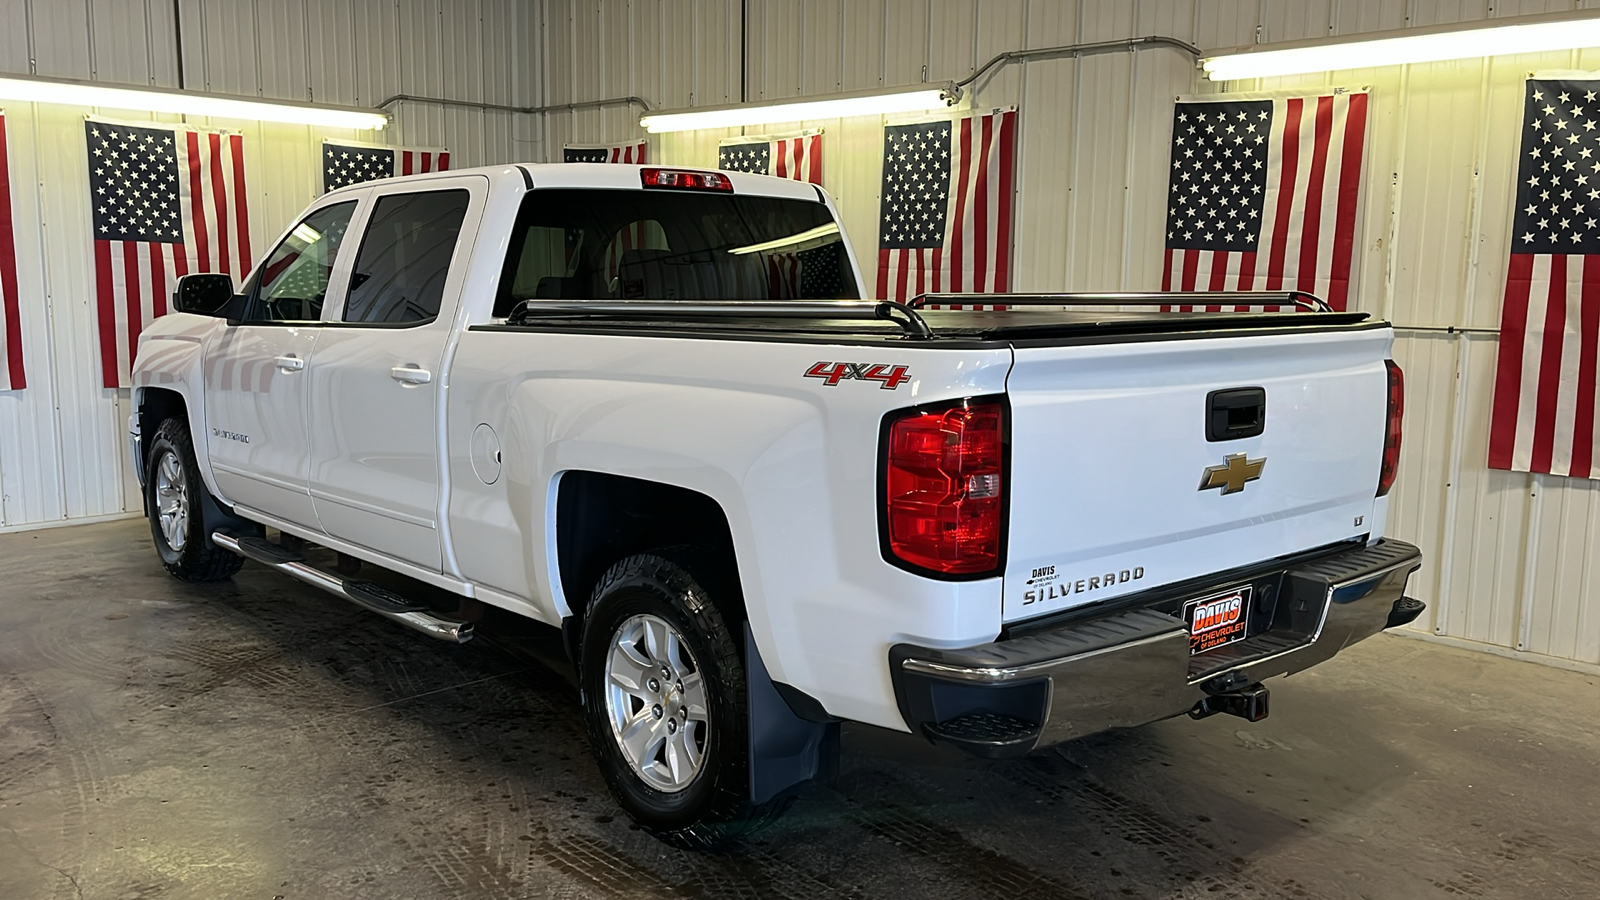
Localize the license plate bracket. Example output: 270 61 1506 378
1184 585 1252 655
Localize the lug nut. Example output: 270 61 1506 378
652 704 663 718
647 678 659 692
667 719 677 733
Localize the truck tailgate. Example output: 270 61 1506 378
1003 325 1393 623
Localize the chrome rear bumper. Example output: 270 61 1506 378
889 539 1423 758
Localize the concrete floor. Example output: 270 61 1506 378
1 520 1597 900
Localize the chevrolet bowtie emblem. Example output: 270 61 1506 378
1199 453 1266 495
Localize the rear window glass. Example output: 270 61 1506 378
495 188 858 316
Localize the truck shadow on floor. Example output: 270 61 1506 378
52 539 1414 900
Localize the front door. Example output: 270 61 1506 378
203 198 360 529
307 182 481 571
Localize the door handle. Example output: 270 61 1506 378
274 355 305 372
390 365 432 385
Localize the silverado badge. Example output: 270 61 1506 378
1199 453 1265 495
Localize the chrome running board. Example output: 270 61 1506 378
212 531 473 643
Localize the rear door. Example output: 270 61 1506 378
203 198 360 528
306 178 484 571
1002 325 1394 623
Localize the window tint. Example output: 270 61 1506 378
494 189 857 317
343 189 470 324
246 201 356 322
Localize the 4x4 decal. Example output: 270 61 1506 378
804 362 912 390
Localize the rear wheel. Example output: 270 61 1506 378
580 552 785 848
145 417 244 582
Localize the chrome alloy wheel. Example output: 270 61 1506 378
604 613 710 792
154 448 190 552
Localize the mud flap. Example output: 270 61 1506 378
745 625 838 805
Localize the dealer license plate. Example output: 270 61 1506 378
1183 585 1252 655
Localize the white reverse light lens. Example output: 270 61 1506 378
641 88 953 133
1203 16 1600 80
0 75 389 129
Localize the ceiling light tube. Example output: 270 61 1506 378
0 73 388 129
1203 10 1600 81
640 83 961 133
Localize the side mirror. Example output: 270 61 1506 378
172 273 237 317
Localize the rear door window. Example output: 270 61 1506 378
343 189 470 325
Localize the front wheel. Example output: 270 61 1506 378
145 417 244 582
579 552 785 848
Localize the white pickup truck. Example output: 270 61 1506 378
130 162 1423 846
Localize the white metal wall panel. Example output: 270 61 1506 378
537 0 1600 670
0 0 532 532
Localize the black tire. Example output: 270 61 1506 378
579 552 786 848
145 417 245 582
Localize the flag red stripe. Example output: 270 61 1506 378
439 151 451 170
1265 98 1303 291
122 244 142 377
808 134 822 185
1573 257 1600 478
421 153 433 173
775 139 790 180
1327 93 1367 311
1180 248 1200 291
229 134 251 276
1489 254 1537 469
949 117 973 293
208 133 232 276
1161 248 1174 291
150 244 167 319
1530 256 1570 473
972 114 994 292
931 247 943 294
0 113 22 389
1207 251 1229 309
994 111 1015 293
185 132 210 273
1296 96 1335 293
402 152 414 176
893 248 910 302
1236 250 1258 291
876 248 891 300
913 247 926 298
94 240 119 389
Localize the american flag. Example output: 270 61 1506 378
564 140 647 163
0 111 22 390
1489 79 1600 479
875 108 1015 307
1160 91 1369 312
717 130 822 184
323 141 449 192
89 118 251 389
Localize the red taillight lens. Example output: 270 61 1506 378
1377 359 1404 497
640 167 734 192
884 400 1005 575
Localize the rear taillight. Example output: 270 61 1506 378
883 399 1005 576
1377 359 1404 497
640 167 734 192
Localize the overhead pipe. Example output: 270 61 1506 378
953 35 1202 95
376 93 652 115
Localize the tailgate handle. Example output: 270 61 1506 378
1207 387 1265 441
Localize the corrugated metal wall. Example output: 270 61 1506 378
0 0 535 533
537 0 1600 670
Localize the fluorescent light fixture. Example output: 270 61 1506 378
0 73 388 129
641 84 960 133
1203 10 1600 80
727 223 840 255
